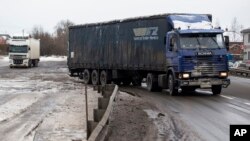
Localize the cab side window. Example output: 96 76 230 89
169 36 177 52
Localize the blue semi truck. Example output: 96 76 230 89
68 13 230 95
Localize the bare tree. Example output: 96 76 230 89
230 17 243 42
30 20 74 56
31 26 55 56
54 20 74 55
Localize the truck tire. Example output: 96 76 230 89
34 60 38 67
79 72 84 79
91 70 99 85
32 60 35 67
168 73 178 96
100 70 111 86
212 85 222 95
28 60 32 68
146 73 161 91
83 69 91 84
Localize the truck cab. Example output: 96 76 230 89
8 34 40 68
163 14 230 95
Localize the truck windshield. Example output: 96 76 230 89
9 45 28 53
180 33 225 49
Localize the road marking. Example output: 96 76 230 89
228 104 250 114
220 95 234 100
245 103 250 106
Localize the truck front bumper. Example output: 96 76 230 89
179 78 230 88
9 59 29 67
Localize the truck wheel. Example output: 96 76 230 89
83 69 91 84
100 70 110 86
28 60 32 68
91 70 99 85
146 73 160 91
168 73 178 96
146 73 153 91
34 60 38 67
212 85 222 95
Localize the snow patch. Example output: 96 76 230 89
0 93 44 122
172 20 212 30
169 14 213 30
40 56 67 62
0 56 67 62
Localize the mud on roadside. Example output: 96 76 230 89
106 89 203 141
106 91 158 141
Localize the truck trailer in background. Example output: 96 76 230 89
68 13 230 95
8 34 40 68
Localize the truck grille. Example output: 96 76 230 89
13 59 23 64
181 56 227 76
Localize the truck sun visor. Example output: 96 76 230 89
168 14 213 30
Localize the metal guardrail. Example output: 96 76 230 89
87 84 118 141
230 68 250 77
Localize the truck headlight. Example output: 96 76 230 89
179 73 190 79
220 72 228 77
183 73 190 78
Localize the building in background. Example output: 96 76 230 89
0 34 11 55
229 42 244 61
241 28 250 69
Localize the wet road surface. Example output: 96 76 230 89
121 76 250 141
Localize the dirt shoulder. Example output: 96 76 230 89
106 91 158 141
106 89 203 141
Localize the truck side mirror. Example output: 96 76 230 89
224 36 229 51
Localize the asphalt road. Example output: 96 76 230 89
223 76 250 100
121 76 250 141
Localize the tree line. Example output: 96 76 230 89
31 20 74 56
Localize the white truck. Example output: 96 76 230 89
8 34 40 68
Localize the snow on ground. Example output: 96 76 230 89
0 56 101 141
40 56 67 62
0 55 67 62
0 93 44 122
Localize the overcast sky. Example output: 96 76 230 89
0 0 249 35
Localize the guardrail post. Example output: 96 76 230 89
87 84 118 141
98 98 109 109
85 83 89 138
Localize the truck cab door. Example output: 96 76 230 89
166 33 179 71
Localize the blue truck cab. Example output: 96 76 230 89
163 14 230 95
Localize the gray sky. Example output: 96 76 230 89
0 0 249 35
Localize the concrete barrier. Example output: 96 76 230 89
87 84 118 141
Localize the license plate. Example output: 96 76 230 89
200 82 211 88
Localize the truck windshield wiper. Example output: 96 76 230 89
211 37 221 49
196 38 201 50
